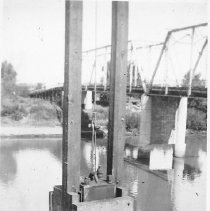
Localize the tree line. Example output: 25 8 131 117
1 61 46 98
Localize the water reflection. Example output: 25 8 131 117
0 146 17 183
183 163 202 181
81 139 107 177
132 147 138 159
172 158 185 211
124 143 205 181
149 145 173 170
0 140 62 211
125 147 131 157
0 135 206 211
82 141 94 170
198 150 206 171
171 156 206 211
124 140 206 211
0 139 62 184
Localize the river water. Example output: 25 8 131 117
0 134 206 211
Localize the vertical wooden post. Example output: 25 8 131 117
53 91 55 102
51 90 54 103
47 92 49 101
46 92 49 101
129 63 133 92
50 91 53 103
107 1 128 184
62 0 83 198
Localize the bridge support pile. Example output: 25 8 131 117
49 1 134 211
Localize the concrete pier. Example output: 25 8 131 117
138 95 188 157
139 94 152 145
174 97 188 157
84 91 93 110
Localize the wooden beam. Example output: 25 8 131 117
62 0 83 197
107 1 128 184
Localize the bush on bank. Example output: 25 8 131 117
187 108 206 131
125 110 140 131
1 96 62 126
187 98 207 131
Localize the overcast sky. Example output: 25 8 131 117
2 0 207 87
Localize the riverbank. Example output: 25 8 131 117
0 126 105 139
0 125 206 138
0 126 62 138
1 96 207 138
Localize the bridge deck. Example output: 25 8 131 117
30 85 207 98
